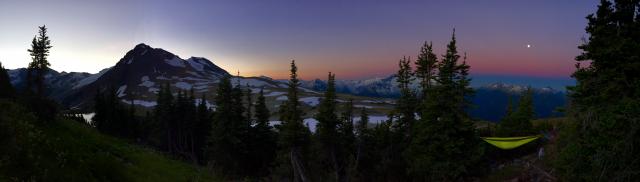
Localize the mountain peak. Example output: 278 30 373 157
134 43 151 49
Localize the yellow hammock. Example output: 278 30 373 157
481 135 542 150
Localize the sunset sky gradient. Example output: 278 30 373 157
0 0 598 81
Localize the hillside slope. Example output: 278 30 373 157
0 100 215 181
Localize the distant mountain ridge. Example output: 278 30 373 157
7 43 566 122
298 75 564 98
298 76 567 121
8 68 92 100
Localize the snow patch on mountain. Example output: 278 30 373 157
265 91 286 97
194 98 215 109
268 121 282 127
300 87 320 94
193 85 209 90
361 100 382 104
354 105 374 109
300 97 320 106
250 88 262 94
276 96 288 101
121 99 157 107
186 57 205 72
175 82 192 90
138 76 154 87
148 87 160 93
116 85 127 97
165 56 186 68
73 67 111 89
304 118 319 132
231 77 273 87
82 113 95 123
353 115 389 124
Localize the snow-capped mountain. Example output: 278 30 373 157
59 43 245 108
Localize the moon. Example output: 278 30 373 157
526 44 531 48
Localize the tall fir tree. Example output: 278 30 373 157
339 99 356 181
455 52 474 112
92 86 129 138
0 62 15 98
380 56 417 180
558 0 640 180
246 87 253 126
276 60 311 181
206 76 249 178
194 94 211 164
315 72 347 181
415 41 439 122
151 83 173 151
497 89 535 136
405 30 483 180
248 88 277 178
415 41 438 93
395 56 417 133
26 25 52 97
353 107 374 181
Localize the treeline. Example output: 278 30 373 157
89 30 493 181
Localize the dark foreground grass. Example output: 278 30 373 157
42 119 217 181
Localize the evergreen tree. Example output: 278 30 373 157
558 0 640 180
248 88 277 178
254 88 271 129
415 41 438 93
245 87 253 127
416 44 440 124
206 76 248 178
380 56 417 180
153 83 174 151
92 88 106 128
128 99 139 140
315 72 347 181
415 41 439 116
395 56 417 133
370 114 396 180
194 94 211 164
353 107 374 181
92 86 129 138
455 52 474 111
497 89 535 136
405 30 483 180
339 99 356 180
276 60 311 181
26 25 52 97
171 89 198 162
0 62 15 98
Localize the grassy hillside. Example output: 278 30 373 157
0 100 216 181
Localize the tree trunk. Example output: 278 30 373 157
290 147 308 182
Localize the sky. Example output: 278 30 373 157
0 0 598 82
